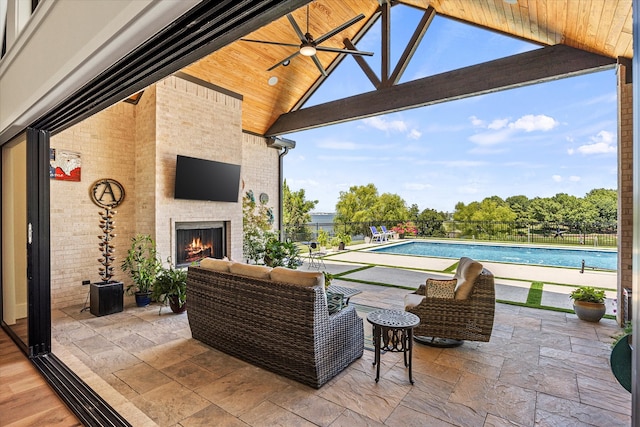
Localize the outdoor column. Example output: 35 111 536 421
617 58 633 325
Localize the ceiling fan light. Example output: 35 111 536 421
300 44 316 56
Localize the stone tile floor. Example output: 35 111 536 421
51 270 631 427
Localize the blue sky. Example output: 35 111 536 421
282 6 617 213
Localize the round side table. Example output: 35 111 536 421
366 309 420 384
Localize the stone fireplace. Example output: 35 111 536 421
175 221 227 267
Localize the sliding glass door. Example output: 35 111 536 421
2 132 28 345
1 128 50 354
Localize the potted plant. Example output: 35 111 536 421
317 230 329 250
570 286 606 322
264 236 301 268
121 234 162 307
152 263 187 314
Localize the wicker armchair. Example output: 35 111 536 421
406 261 495 345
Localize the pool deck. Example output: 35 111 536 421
317 241 619 316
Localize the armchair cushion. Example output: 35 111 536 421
425 278 457 299
453 257 483 300
404 293 425 310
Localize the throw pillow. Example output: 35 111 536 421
425 278 457 299
453 257 483 300
326 291 344 315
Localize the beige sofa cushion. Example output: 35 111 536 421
270 267 323 288
229 262 272 279
453 257 483 300
199 257 232 272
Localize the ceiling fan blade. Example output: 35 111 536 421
267 50 301 71
287 13 307 44
311 55 327 77
315 14 365 45
315 46 374 56
241 38 300 48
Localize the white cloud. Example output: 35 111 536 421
509 114 559 132
362 116 407 132
552 175 562 182
469 115 484 126
488 118 509 130
407 129 422 140
569 176 581 182
468 129 512 146
468 114 559 147
569 130 616 155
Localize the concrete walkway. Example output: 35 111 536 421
311 242 619 316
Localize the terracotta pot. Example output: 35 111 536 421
573 300 606 322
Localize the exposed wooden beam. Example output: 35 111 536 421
381 1 391 84
266 45 615 136
344 38 380 88
386 6 435 87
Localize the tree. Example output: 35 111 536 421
506 195 531 223
585 188 617 224
417 208 447 236
335 184 379 224
282 180 317 241
371 193 409 222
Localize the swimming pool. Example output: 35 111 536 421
369 241 617 270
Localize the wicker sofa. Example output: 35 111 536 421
405 257 495 342
186 260 364 388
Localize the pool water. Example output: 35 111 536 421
369 241 617 270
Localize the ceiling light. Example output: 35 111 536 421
268 76 278 86
282 60 290 66
299 44 316 57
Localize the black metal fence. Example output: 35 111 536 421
283 220 617 248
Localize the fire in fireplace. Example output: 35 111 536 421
175 222 224 266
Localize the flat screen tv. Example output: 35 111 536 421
174 155 241 202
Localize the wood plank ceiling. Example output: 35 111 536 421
180 0 633 136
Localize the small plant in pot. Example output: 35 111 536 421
570 286 606 322
121 234 161 307
152 262 187 315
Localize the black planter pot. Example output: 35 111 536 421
168 295 187 314
135 291 152 307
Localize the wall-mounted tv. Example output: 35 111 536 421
174 155 241 202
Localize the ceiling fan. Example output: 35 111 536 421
241 5 373 76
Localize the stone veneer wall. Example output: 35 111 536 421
49 75 279 309
50 102 137 309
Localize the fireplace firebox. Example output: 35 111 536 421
175 222 225 267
